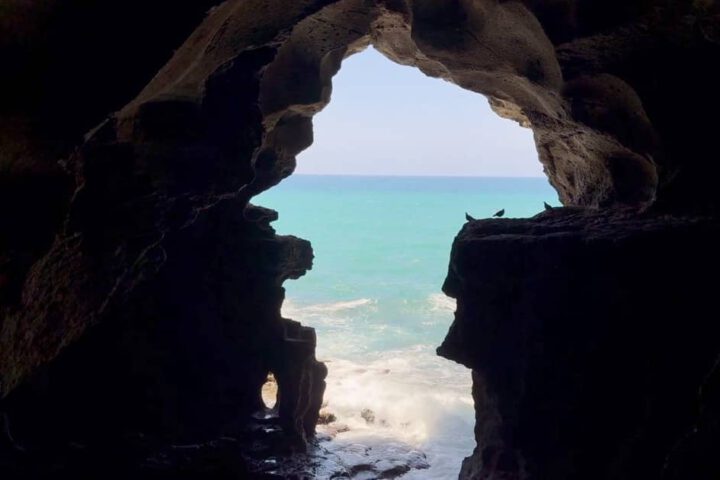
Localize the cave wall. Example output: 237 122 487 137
0 0 719 478
116 0 668 209
1 0 336 453
439 210 720 479
0 0 222 304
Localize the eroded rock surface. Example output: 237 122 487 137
0 0 719 478
439 209 720 479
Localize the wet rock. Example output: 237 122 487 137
327 441 429 480
321 423 351 438
318 411 338 425
360 409 376 425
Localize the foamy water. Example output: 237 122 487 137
427 293 457 313
282 296 474 478
317 346 474 478
256 175 558 477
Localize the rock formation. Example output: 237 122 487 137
439 209 720 479
0 0 719 478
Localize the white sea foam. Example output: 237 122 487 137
318 346 474 479
280 296 472 477
427 293 456 313
283 298 376 316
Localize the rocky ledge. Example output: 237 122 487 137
438 208 720 479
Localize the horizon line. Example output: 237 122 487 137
288 172 548 179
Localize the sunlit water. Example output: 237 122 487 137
255 174 558 478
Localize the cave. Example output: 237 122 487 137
252 44 554 477
1 1 720 479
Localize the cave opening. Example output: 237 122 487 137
6 2 713 479
254 46 558 478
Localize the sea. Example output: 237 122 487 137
254 174 558 479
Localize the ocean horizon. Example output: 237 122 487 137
283 172 548 178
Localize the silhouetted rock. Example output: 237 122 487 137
0 0 719 478
438 208 720 479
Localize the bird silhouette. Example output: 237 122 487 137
544 201 553 211
493 209 505 218
465 212 476 222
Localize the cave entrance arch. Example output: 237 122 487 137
243 1 658 209
94 0 661 475
216 2 661 475
0 1 684 480
253 40 557 476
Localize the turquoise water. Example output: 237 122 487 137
254 175 558 478
256 175 557 357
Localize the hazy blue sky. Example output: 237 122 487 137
295 47 543 177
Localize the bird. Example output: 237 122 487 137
493 209 505 218
465 212 476 222
544 201 553 211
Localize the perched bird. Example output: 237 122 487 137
544 201 553 211
465 212 476 222
493 209 505 218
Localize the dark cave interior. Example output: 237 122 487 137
1 1 720 478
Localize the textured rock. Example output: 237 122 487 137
113 0 671 209
1 1 333 452
0 1 223 299
2 198 325 443
0 0 719 478
438 209 720 479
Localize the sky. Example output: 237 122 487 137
295 47 543 177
